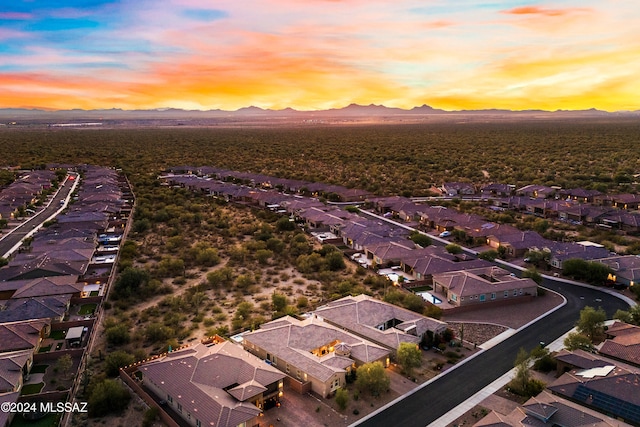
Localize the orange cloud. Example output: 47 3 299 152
501 6 591 17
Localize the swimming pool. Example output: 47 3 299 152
416 291 442 304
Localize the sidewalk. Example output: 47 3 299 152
428 327 571 426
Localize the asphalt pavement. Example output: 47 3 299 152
352 209 635 427
353 277 631 427
0 174 77 258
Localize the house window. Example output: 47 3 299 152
286 364 290 373
513 290 517 296
196 420 202 427
504 291 508 297
479 294 485 302
451 294 457 302
519 289 523 295
296 370 301 380
491 293 496 300
167 394 173 403
177 403 182 413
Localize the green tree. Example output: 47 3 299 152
113 267 150 298
507 347 542 397
145 323 173 343
156 256 185 278
326 251 346 271
524 249 549 266
563 260 612 284
105 351 135 377
445 244 462 254
266 237 285 254
105 324 130 345
296 253 325 273
0 170 15 187
410 231 432 248
522 268 542 285
206 267 234 289
478 250 498 261
132 218 151 233
272 293 288 313
255 249 273 265
88 379 131 417
403 293 426 313
613 305 640 326
56 354 73 379
562 258 589 278
397 342 422 376
335 388 349 410
289 234 312 257
564 332 594 351
195 247 220 267
276 217 295 231
576 306 606 340
355 362 390 397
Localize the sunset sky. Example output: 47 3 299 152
1 1 639 111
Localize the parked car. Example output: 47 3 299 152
439 231 452 238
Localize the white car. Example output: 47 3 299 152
439 231 452 238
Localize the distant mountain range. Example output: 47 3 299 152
0 104 637 123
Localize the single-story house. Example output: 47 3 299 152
597 321 640 367
547 356 640 425
312 294 447 350
432 266 538 307
243 315 389 398
140 340 286 427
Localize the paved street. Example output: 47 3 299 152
0 174 77 258
353 277 632 427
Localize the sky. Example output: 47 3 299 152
1 0 639 111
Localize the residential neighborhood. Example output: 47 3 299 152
0 163 638 427
0 165 132 427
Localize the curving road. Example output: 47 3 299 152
353 277 632 427
0 173 77 258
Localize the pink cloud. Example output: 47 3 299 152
0 12 32 19
501 6 591 17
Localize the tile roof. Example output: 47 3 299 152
595 256 640 282
243 316 389 381
474 389 632 427
0 320 48 353
141 341 285 427
554 349 611 370
0 296 70 323
0 253 88 281
434 266 537 298
597 322 640 366
548 363 640 424
0 350 32 393
313 295 447 349
8 276 82 299
0 391 19 427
